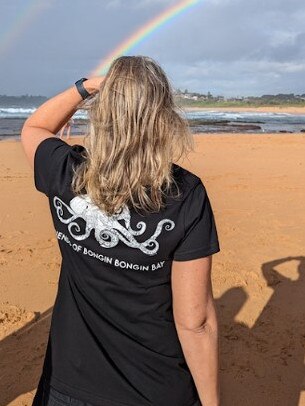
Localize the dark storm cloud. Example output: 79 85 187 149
0 0 304 96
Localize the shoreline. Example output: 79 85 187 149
1 106 305 142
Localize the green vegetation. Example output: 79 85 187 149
174 91 305 108
175 99 305 108
1 92 305 109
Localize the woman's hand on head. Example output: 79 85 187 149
84 76 105 95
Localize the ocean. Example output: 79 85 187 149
1 107 305 140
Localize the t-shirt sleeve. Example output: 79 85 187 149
173 180 220 261
34 136 72 197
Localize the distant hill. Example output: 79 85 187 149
1 92 305 109
174 90 305 108
0 95 48 107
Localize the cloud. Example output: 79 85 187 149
105 0 174 9
166 59 305 96
0 0 304 96
105 0 122 9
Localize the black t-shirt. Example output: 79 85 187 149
32 137 220 406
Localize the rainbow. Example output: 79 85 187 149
88 0 201 77
0 0 46 56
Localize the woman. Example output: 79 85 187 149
21 56 221 406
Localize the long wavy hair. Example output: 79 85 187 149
71 55 195 217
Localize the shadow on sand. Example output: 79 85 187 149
1 256 304 405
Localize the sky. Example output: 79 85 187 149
0 0 304 97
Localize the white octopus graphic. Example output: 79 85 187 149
53 194 175 256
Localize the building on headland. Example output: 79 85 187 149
173 89 305 105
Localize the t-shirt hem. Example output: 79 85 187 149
48 375 142 406
173 242 220 261
46 374 200 406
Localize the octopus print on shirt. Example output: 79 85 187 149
32 136 220 406
53 194 175 255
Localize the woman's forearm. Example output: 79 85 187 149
23 79 99 135
177 315 220 406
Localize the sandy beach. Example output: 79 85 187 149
184 106 305 115
0 132 304 405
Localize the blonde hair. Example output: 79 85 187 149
71 55 195 216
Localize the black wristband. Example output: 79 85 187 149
75 78 91 100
